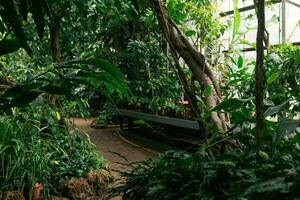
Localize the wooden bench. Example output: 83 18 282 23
110 108 201 131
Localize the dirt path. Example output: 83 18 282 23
71 117 158 178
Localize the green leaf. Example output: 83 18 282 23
210 97 253 112
294 54 300 65
31 0 45 39
264 100 289 117
267 73 279 84
0 39 21 55
61 58 124 82
76 71 126 94
230 56 237 65
77 71 116 84
232 0 241 41
68 78 93 87
258 151 270 160
272 119 300 146
174 12 186 23
237 55 243 68
240 39 256 48
263 99 275 106
175 2 185 10
133 119 145 125
203 85 212 97
115 0 122 9
247 177 288 194
231 110 253 124
10 90 42 107
266 15 280 27
40 85 68 95
185 30 196 37
1 83 40 99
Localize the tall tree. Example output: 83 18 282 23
255 0 265 150
152 0 227 132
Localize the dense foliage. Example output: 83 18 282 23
110 145 300 200
0 0 300 199
265 45 300 113
0 107 104 198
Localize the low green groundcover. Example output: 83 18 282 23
0 110 104 198
110 147 300 200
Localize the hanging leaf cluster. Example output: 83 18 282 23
0 0 51 55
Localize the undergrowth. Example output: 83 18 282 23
0 108 104 198
109 143 300 200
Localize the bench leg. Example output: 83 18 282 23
128 118 133 131
119 116 123 130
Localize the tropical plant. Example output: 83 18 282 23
0 107 104 198
265 45 300 115
0 58 128 112
108 145 300 200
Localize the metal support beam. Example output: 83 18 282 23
282 0 286 43
220 0 281 17
287 0 300 8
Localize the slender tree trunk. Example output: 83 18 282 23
50 24 61 64
162 35 200 117
253 0 271 53
171 52 200 117
255 0 265 150
49 23 61 105
153 0 227 132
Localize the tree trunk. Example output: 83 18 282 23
171 52 200 117
50 24 61 64
255 0 265 150
153 0 227 132
49 23 61 105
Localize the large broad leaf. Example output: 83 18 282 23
0 83 42 109
264 100 289 117
40 84 69 95
237 55 243 68
31 0 45 39
60 58 124 82
210 97 253 112
60 58 129 96
0 39 21 55
0 81 70 109
263 99 275 106
10 90 42 107
76 71 125 93
0 0 31 54
1 83 41 99
272 119 300 146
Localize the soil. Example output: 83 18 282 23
70 118 159 199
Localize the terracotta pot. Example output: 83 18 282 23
32 183 42 200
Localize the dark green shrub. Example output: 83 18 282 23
109 147 300 200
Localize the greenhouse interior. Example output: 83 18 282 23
0 0 300 199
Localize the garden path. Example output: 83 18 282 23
71 118 158 199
